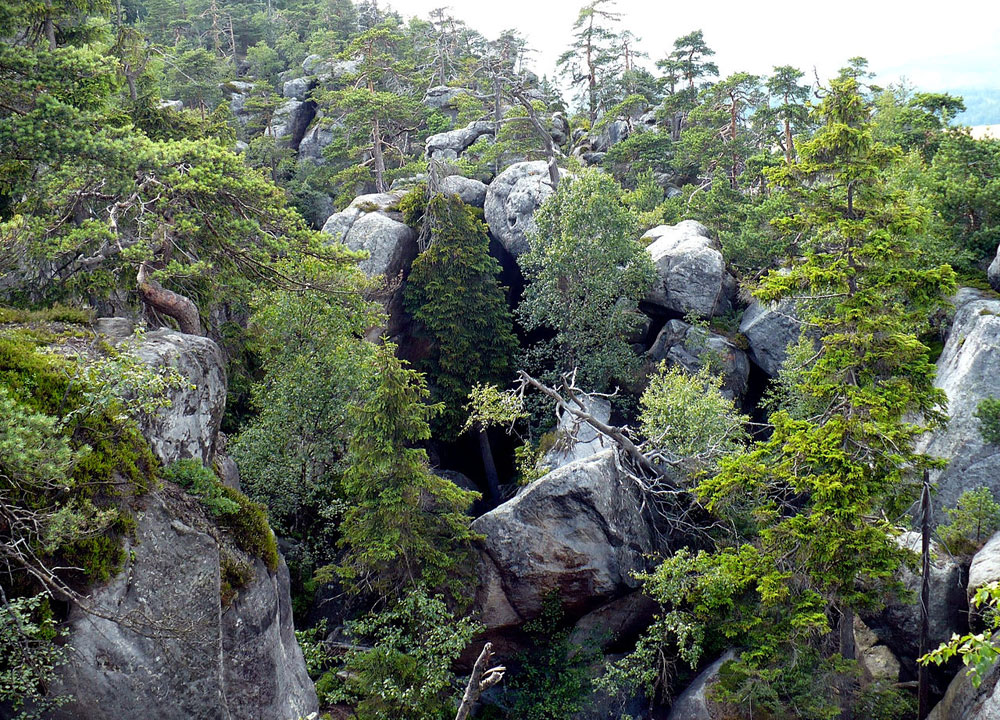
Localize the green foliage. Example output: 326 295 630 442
518 168 656 391
404 193 518 437
335 344 478 601
163 459 241 517
976 397 1000 444
491 595 596 720
0 305 92 324
0 593 70 719
163 458 279 571
639 363 748 479
921 581 1000 688
324 586 480 720
939 487 1000 555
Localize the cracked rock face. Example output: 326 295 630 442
738 298 802 377
646 319 749 400
320 191 417 279
483 161 565 257
134 329 228 467
988 243 1000 292
472 450 659 632
916 288 1000 512
50 495 317 720
643 221 736 318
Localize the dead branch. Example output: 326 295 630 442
455 642 506 720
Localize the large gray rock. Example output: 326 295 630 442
667 651 736 720
589 118 630 153
917 288 1000 511
646 319 750 400
541 395 613 471
268 99 313 146
928 643 1000 720
282 77 310 100
643 221 736 318
425 120 495 161
989 244 1000 292
969 531 1000 594
301 55 358 80
484 160 565 256
550 112 570 146
134 329 227 467
439 175 488 208
738 298 802 377
422 86 473 121
473 450 659 631
321 191 417 278
865 531 965 674
51 494 317 720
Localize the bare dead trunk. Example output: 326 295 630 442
137 264 202 335
455 643 505 720
918 474 932 719
478 427 501 505
372 115 386 192
839 606 856 720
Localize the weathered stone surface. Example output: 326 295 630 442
439 175 488 207
969 531 1000 594
158 99 183 111
425 120 495 161
589 118 630 153
989 244 1000 292
321 190 417 279
916 288 1000 512
422 86 472 121
297 115 337 164
643 221 736 318
738 298 802 377
569 591 658 650
134 329 227 466
855 617 900 682
541 395 613 471
268 99 313 146
484 160 566 256
51 494 317 720
473 450 659 631
550 112 570 146
282 77 310 100
301 55 357 79
928 642 1000 720
646 319 750 400
865 532 966 674
667 651 736 720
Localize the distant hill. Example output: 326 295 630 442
948 87 1000 126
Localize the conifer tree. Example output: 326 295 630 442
557 0 623 127
337 343 478 601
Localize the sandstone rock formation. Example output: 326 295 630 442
738 298 802 377
643 221 736 318
483 160 564 256
646 319 749 400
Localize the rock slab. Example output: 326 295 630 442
643 221 736 318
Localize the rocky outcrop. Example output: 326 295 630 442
484 161 565 256
440 174 488 208
425 120 495 161
989 246 1000 292
51 494 317 720
321 191 417 279
666 651 736 720
422 86 472 122
738 298 802 377
134 328 227 466
472 450 659 632
541 395 613 471
646 319 750 400
48 326 317 719
643 221 736 318
865 532 965 676
268 99 314 147
550 113 570 146
928 645 1000 720
297 113 337 164
282 77 310 101
969 531 1000 594
589 118 631 153
917 288 1000 512
855 617 901 682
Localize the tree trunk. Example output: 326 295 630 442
784 117 794 164
838 606 856 720
372 115 386 193
478 426 501 505
918 473 932 719
455 643 504 720
137 264 202 335
44 0 56 49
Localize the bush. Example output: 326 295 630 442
977 397 1000 445
938 487 1000 555
163 458 279 571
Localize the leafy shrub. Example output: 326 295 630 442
163 458 279 571
0 593 70 719
0 304 93 324
976 397 1000 445
938 487 1000 555
323 586 479 719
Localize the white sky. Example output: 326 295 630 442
382 0 1000 93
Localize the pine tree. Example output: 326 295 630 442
557 0 623 127
337 344 478 601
